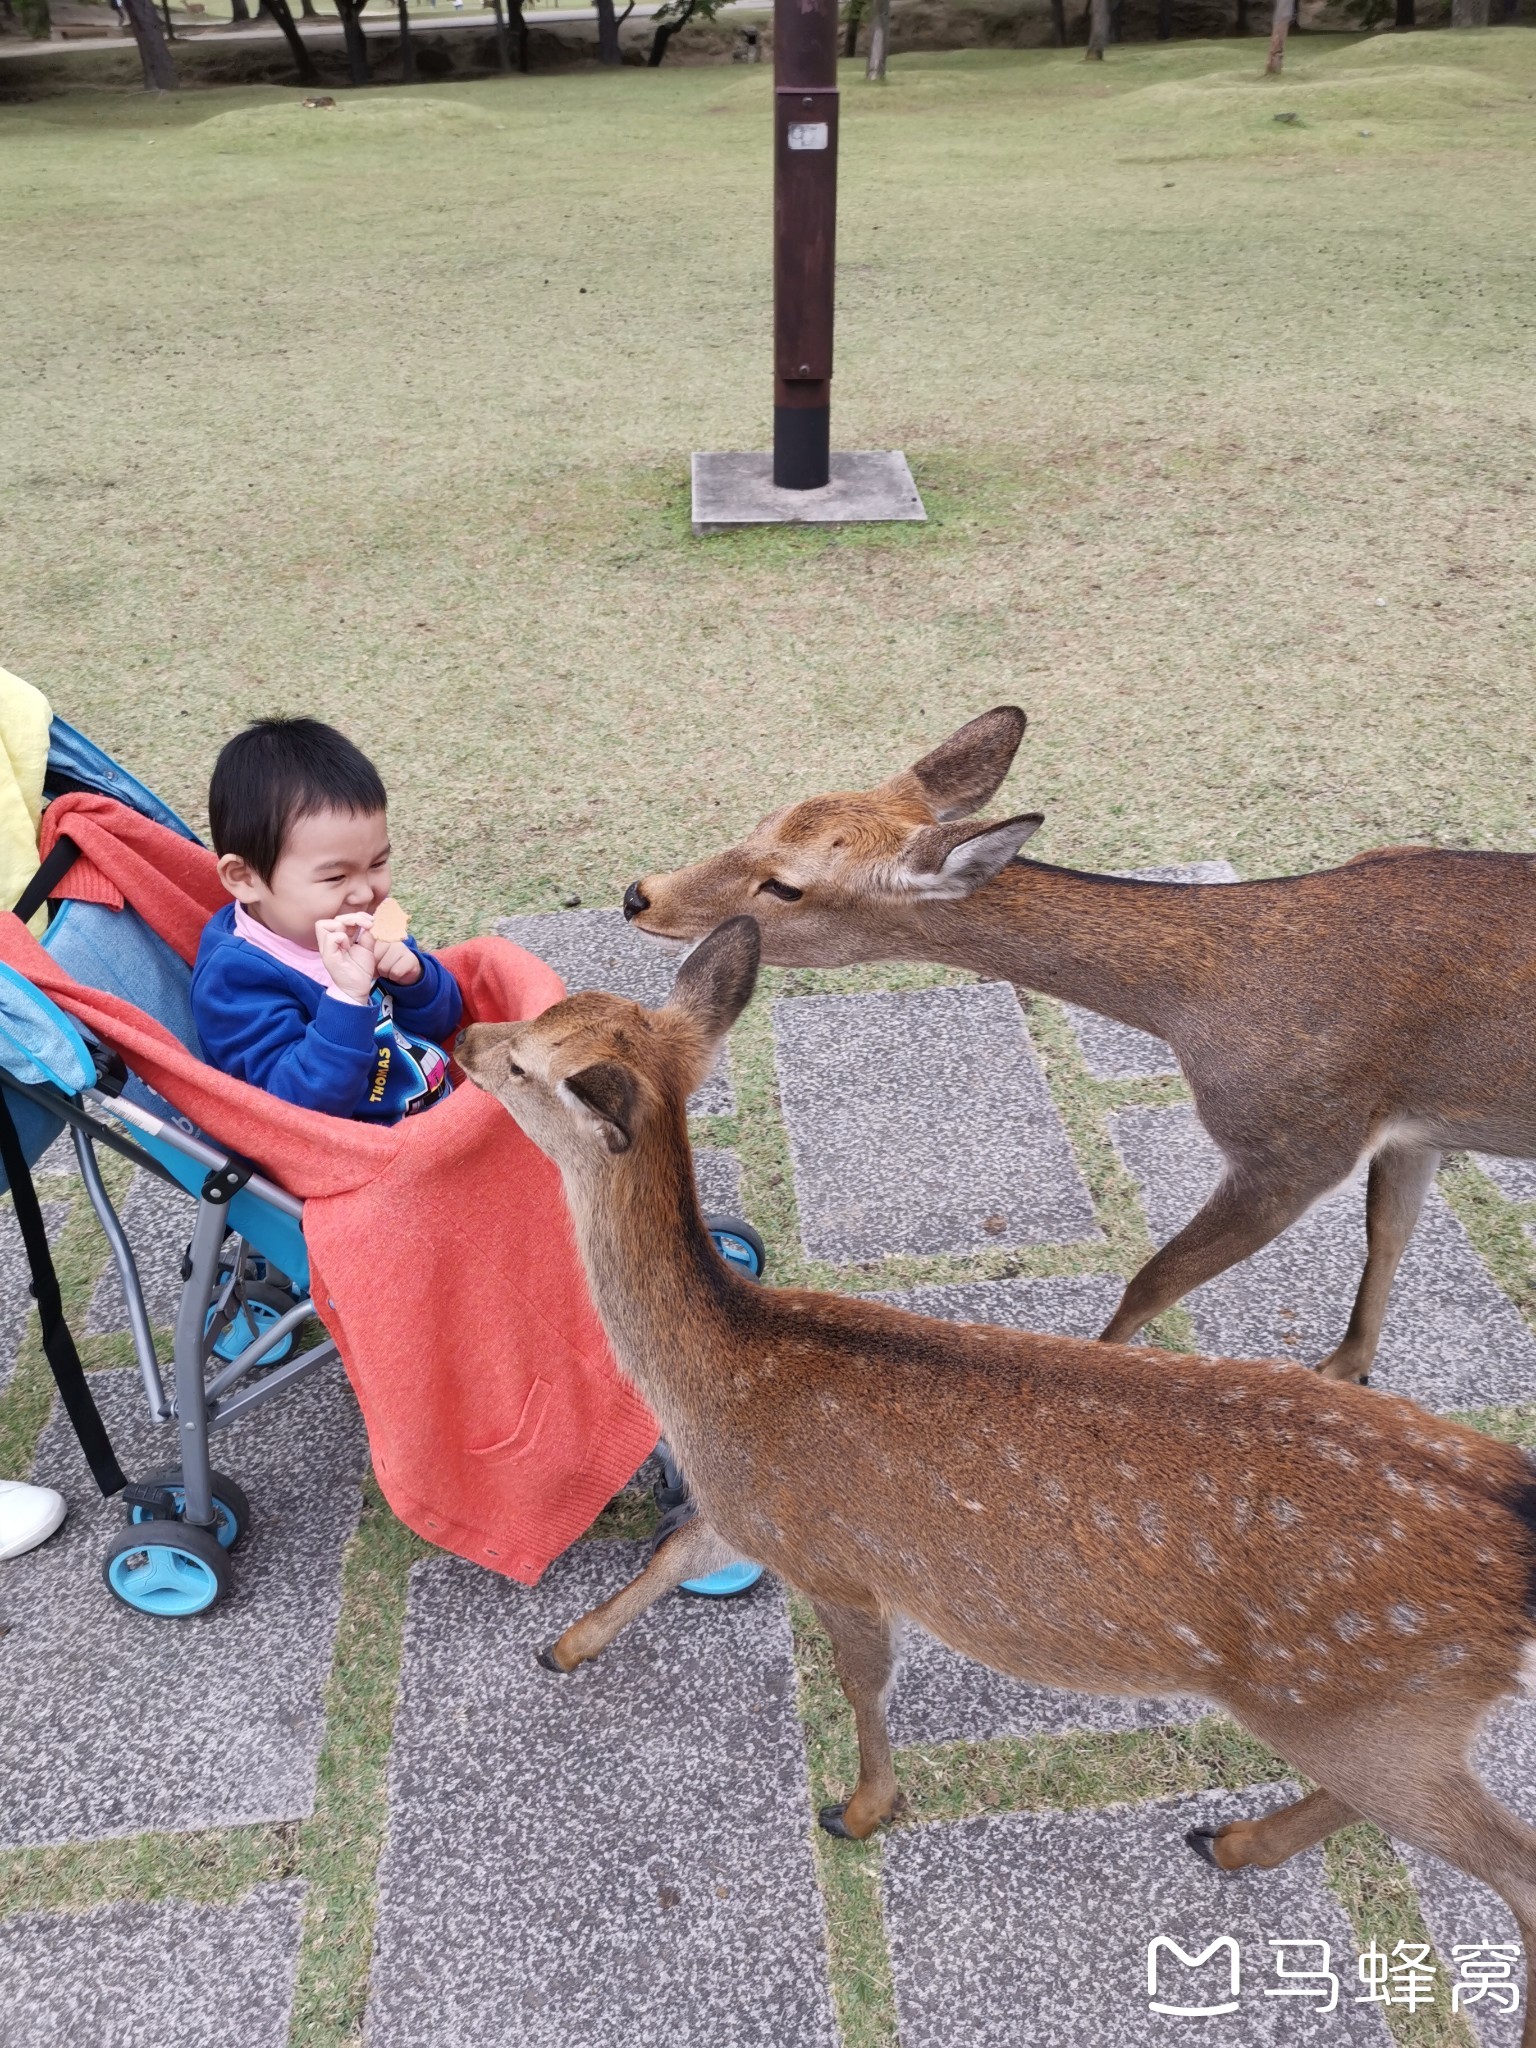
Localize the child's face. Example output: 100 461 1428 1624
218 807 393 949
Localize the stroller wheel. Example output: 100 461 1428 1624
205 1282 297 1369
103 1521 230 1618
128 1466 250 1551
702 1215 767 1282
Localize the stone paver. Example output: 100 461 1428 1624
368 1540 837 2048
1063 863 1239 1082
496 909 735 1115
85 1169 194 1335
693 1146 743 1218
867 1274 1200 1743
1476 1153 1536 1205
773 983 1100 1263
0 1882 306 2048
0 1198 68 1393
0 1364 367 1847
885 1784 1393 2047
1399 1698 1535 2047
1112 1104 1536 1411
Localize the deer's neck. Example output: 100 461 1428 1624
556 1112 738 1435
890 860 1218 1038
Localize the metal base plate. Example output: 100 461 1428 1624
690 450 926 534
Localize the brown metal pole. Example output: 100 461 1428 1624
773 0 838 489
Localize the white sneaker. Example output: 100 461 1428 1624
0 1480 67 1562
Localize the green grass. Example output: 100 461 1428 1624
4 33 1535 951
4 36 1536 2044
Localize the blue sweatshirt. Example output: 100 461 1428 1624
191 904 464 1124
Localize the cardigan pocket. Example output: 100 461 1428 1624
469 1374 553 1465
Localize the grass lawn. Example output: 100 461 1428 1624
3 39 1536 2048
3 31 1534 946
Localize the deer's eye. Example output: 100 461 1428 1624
757 878 804 903
505 1059 526 1080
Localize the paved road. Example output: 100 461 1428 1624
2 0 762 58
2 884 1533 2046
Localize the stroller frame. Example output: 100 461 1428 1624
4 1060 338 1544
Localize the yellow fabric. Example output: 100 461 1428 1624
0 667 53 936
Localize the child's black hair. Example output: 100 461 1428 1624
209 718 387 881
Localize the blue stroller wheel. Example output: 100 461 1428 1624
128 1465 250 1551
102 1521 230 1617
205 1284 296 1368
679 1558 765 1599
703 1214 767 1282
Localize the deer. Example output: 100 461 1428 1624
457 917 1536 2032
618 707 1536 1387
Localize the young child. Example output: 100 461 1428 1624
192 718 462 1123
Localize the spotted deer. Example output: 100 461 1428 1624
459 918 1536 2019
619 707 1536 1386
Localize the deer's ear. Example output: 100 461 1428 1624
669 916 761 1039
889 707 1028 820
562 1061 638 1154
897 813 1043 899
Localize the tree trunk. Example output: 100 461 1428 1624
1264 0 1292 69
396 0 414 75
842 0 862 53
1234 0 1249 26
1108 0 1122 36
336 0 369 79
1084 0 1108 57
489 0 510 67
865 0 889 77
298 0 317 19
228 0 249 20
649 2 694 61
1049 0 1066 38
510 0 527 66
122 0 176 83
594 0 620 60
1393 0 1413 21
1450 0 1489 21
264 0 316 77
1156 0 1171 35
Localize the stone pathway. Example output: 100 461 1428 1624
3 891 1535 2046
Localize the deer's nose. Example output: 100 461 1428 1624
623 880 650 922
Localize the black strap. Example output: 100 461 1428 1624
12 835 82 927
0 1088 126 1497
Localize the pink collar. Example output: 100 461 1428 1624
233 902 339 992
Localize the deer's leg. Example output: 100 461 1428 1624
1316 1141 1440 1384
1100 1159 1344 1345
1187 1787 1359 1871
537 1515 741 1673
813 1598 901 1842
1340 1763 1536 2048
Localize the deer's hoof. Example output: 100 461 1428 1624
535 1643 570 1673
1185 1826 1231 1871
819 1803 857 1840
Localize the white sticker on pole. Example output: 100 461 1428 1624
788 121 830 151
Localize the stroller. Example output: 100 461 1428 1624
0 720 766 1619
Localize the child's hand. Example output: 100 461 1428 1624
316 914 379 1001
374 939 422 985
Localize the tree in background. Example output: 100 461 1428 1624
122 0 175 83
1450 0 1490 19
593 0 635 60
1084 0 1109 56
647 0 722 62
396 0 415 76
1265 0 1293 68
841 0 862 53
865 0 889 76
256 0 318 76
334 0 370 79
